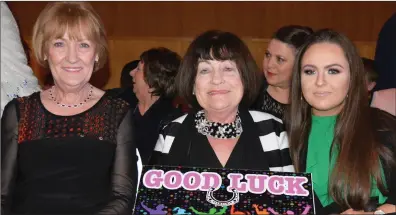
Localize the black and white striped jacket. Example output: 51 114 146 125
151 110 294 172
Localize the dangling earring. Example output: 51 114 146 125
300 95 303 101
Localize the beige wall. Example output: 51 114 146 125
8 2 396 41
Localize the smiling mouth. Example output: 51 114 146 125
208 90 229 95
63 67 82 72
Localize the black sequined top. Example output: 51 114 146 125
252 89 287 120
1 91 138 214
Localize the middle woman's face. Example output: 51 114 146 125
194 60 244 113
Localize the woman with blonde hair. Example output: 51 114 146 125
1 2 138 214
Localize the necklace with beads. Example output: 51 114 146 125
194 110 243 139
49 84 94 108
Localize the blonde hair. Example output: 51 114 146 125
32 2 108 71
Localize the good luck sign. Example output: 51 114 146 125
134 166 314 215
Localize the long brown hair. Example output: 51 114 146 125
287 29 395 210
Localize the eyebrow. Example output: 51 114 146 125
198 59 210 63
302 63 344 69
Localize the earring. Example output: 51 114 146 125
300 95 302 101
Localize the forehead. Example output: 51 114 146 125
55 30 90 41
302 42 348 66
46 18 95 42
267 39 295 57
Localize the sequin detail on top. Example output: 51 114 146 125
17 92 130 144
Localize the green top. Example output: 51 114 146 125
306 114 387 207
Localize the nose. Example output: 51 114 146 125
130 68 136 78
210 69 225 85
266 57 276 69
66 44 78 63
315 71 326 86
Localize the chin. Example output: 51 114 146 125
264 78 278 86
61 81 86 87
208 104 237 112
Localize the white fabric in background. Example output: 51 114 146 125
1 2 41 117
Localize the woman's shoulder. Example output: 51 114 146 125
1 91 40 120
102 89 131 107
106 87 137 106
370 107 396 130
370 108 396 150
248 110 283 124
13 91 41 108
248 110 286 135
159 113 189 136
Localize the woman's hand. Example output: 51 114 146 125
340 204 395 214
376 204 396 213
340 209 373 214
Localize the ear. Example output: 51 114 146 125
367 81 376 92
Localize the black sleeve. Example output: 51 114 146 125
384 132 396 206
1 99 20 215
95 109 138 215
148 126 170 166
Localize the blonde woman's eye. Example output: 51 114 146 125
54 42 64 47
80 43 90 48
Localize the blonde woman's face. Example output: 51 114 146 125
47 32 98 88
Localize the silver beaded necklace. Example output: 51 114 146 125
49 84 94 108
194 110 243 139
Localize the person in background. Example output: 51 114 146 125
112 60 140 106
130 47 183 165
1 2 41 117
287 29 396 215
252 25 313 120
362 57 378 100
121 60 139 89
1 2 138 214
371 13 396 116
150 30 294 173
